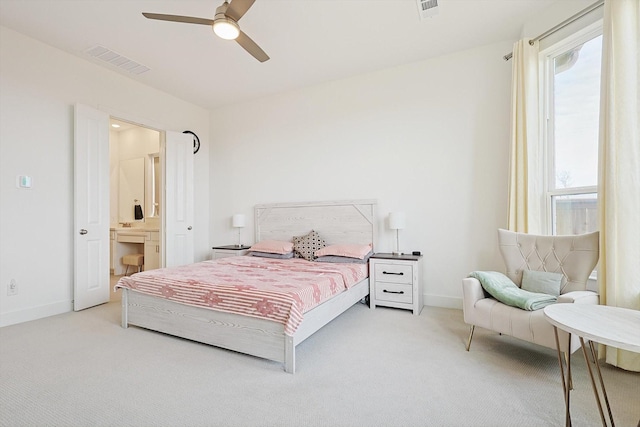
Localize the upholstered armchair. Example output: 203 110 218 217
462 229 599 355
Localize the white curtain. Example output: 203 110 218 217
598 0 640 372
507 40 541 234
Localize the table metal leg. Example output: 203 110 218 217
553 326 572 427
590 341 614 425
580 338 615 426
565 333 572 427
564 351 574 391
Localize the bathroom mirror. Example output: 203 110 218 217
118 157 145 223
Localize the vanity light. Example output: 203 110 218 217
388 212 406 255
232 214 246 247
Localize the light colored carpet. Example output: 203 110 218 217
0 300 638 427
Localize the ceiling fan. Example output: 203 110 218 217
142 0 269 62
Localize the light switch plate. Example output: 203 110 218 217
17 175 32 189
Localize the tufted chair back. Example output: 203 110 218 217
497 229 599 294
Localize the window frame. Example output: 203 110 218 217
539 22 603 236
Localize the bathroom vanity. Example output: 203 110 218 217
110 227 160 275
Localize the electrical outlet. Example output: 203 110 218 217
7 279 18 296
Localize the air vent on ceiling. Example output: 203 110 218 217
417 0 439 19
84 45 150 75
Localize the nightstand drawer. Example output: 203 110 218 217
375 283 413 304
373 263 413 284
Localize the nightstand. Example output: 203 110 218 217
369 253 423 315
211 245 251 260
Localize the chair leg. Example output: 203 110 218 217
466 325 475 351
124 265 130 276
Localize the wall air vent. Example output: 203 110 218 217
83 45 150 75
417 0 439 20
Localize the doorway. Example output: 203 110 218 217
74 103 195 311
108 118 161 301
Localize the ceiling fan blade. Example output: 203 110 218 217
235 30 269 62
142 13 214 26
225 0 256 22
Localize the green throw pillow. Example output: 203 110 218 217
521 270 563 297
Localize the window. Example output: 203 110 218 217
542 27 602 235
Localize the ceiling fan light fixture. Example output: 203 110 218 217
143 0 268 62
213 17 240 40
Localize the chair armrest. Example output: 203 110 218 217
557 290 599 305
462 277 489 317
462 277 487 303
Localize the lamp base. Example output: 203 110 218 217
392 250 402 256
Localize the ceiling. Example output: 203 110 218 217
0 0 560 111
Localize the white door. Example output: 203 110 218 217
163 131 194 267
74 104 110 311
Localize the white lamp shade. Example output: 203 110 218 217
232 214 246 228
388 212 406 230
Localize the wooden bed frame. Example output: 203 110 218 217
120 199 377 373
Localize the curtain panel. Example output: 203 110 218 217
598 0 640 372
507 40 541 234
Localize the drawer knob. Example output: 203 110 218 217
383 289 405 294
382 271 403 276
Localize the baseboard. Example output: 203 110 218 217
0 294 462 327
0 300 73 327
423 293 463 310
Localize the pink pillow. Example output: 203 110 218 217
315 244 372 259
249 240 294 255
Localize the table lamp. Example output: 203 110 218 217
232 213 246 247
389 212 405 255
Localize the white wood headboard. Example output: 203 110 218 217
255 200 377 248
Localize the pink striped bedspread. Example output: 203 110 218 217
115 256 368 336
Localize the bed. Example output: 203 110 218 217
116 199 377 373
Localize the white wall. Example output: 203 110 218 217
209 41 514 308
0 26 211 326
